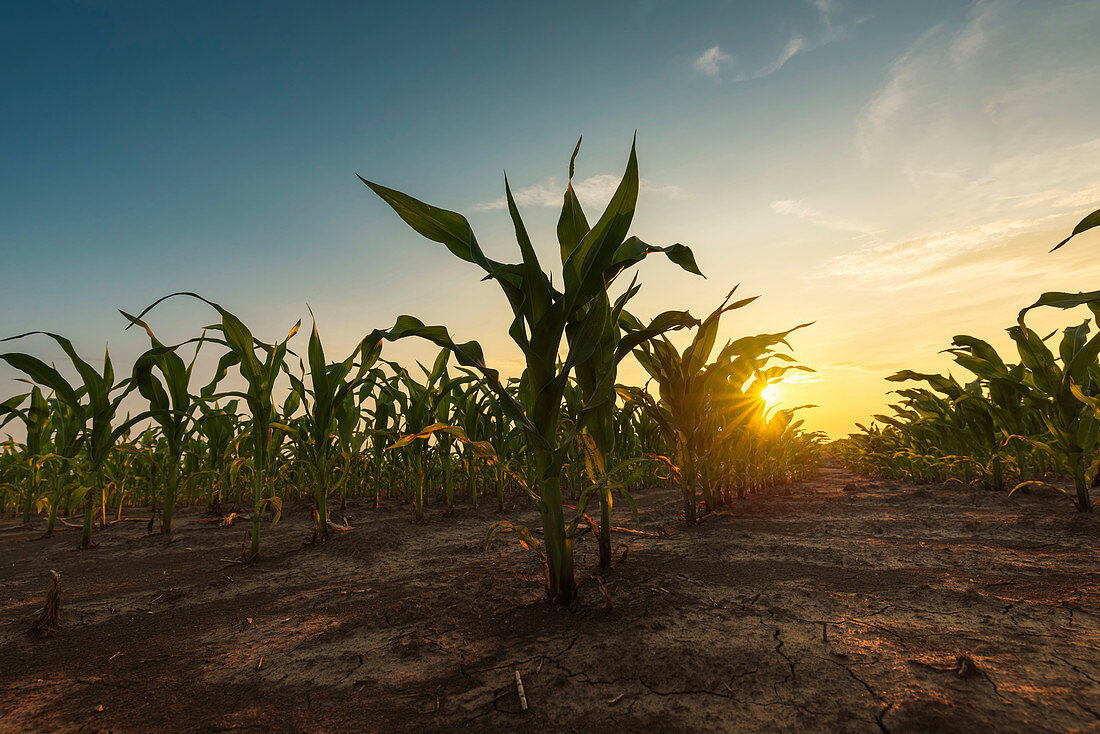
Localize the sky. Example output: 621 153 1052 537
2 0 1099 438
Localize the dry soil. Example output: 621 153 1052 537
1 460 1098 732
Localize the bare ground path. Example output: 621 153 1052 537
1 461 1098 732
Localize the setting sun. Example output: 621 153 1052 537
761 384 782 408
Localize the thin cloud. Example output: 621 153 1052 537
851 0 1100 293
821 214 1065 287
856 24 941 162
779 370 823 385
811 0 837 28
734 36 808 82
857 0 1100 169
707 0 850 83
949 0 996 68
693 45 732 78
771 199 875 235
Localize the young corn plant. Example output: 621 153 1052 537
884 370 1010 489
568 279 697 567
127 293 300 560
1003 208 1100 510
0 333 142 547
280 314 382 540
1010 310 1100 512
360 138 701 605
332 377 378 510
365 383 398 508
626 288 812 521
119 311 211 533
194 399 241 514
0 388 50 523
40 395 85 536
943 335 1038 485
380 360 434 522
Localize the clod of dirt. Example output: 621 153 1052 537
27 570 62 638
955 654 983 679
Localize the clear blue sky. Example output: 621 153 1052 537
3 0 1099 436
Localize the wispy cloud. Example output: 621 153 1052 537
948 0 995 68
731 37 807 82
779 370 823 385
770 199 875 235
811 0 837 28
843 0 1100 294
700 0 851 83
857 0 1100 171
821 213 1066 287
472 175 684 212
855 25 939 162
693 45 732 78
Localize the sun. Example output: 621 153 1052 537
761 384 782 408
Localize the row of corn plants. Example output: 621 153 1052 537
834 208 1100 512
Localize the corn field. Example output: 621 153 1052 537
0 141 824 605
834 208 1100 512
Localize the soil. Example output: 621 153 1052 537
1 460 1098 733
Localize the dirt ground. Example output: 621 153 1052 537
1 460 1098 733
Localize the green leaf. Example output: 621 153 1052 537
610 237 703 279
358 176 501 274
563 138 640 312
1018 290 1100 325
1051 207 1100 252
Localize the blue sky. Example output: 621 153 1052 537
3 0 1099 436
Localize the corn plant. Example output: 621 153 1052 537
626 288 813 521
119 311 213 533
331 377 378 510
40 394 85 536
1006 318 1099 511
838 202 1100 514
1019 199 1100 511
567 277 697 566
360 138 701 605
0 333 143 547
364 380 398 508
193 399 241 513
127 293 300 560
843 208 1100 509
280 314 382 539
0 388 50 523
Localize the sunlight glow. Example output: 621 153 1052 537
761 384 782 409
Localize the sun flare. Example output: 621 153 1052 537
761 384 782 408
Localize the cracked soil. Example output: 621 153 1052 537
1 459 1098 732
